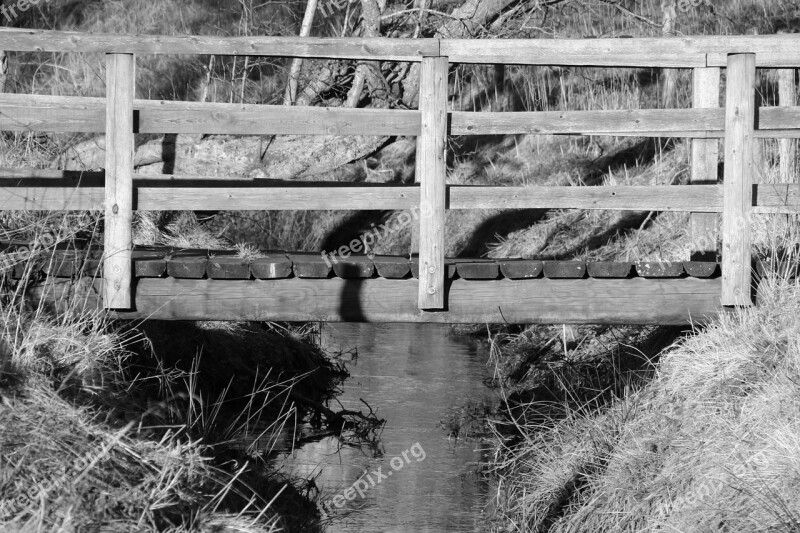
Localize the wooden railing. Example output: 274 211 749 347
1 29 799 311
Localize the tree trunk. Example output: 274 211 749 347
284 0 319 105
660 0 678 109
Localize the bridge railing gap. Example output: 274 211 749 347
0 30 799 312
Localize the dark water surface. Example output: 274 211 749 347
272 323 496 532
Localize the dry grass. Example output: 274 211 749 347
488 222 800 533
0 210 333 532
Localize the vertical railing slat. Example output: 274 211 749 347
104 53 135 309
417 56 448 310
722 53 756 306
690 67 721 261
779 68 797 183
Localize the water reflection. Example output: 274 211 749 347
272 323 496 532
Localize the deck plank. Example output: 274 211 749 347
167 249 209 279
456 261 500 280
499 259 543 279
250 254 293 279
133 249 167 278
207 256 251 279
587 262 633 278
636 261 685 278
683 261 720 278
289 252 331 278
543 261 587 278
372 256 411 279
332 255 375 278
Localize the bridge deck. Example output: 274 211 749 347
8 245 727 324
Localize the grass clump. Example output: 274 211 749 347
488 268 800 532
0 216 333 532
0 303 300 532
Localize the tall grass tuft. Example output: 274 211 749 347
0 216 327 532
488 217 800 533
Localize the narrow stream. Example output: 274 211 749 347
272 323 496 532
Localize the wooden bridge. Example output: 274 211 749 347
1 29 799 324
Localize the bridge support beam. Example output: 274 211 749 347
416 56 448 309
103 53 135 309
722 53 756 306
30 277 725 326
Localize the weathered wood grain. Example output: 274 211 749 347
207 256 251 279
132 249 167 278
289 252 331 278
443 35 800 68
751 183 800 213
455 260 500 280
167 250 208 279
452 107 800 138
691 67 721 261
103 53 134 309
722 54 755 306
250 254 293 279
332 255 375 278
30 277 726 325
134 186 418 210
586 262 632 278
778 68 797 183
543 261 586 278
499 259 543 279
0 94 105 132
372 256 411 279
683 261 719 278
3 93 800 137
0 94 420 135
3 30 800 68
2 183 797 213
635 261 684 278
416 56 448 309
0 29 437 60
451 108 720 136
137 100 421 136
449 185 722 211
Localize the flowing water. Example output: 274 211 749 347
272 323 497 532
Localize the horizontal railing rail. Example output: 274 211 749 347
0 30 797 311
0 177 797 214
4 29 800 67
4 93 800 138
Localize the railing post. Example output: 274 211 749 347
416 56 448 309
690 67 720 261
722 53 756 306
779 67 797 183
104 53 135 309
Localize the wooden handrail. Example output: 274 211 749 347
2 29 800 67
